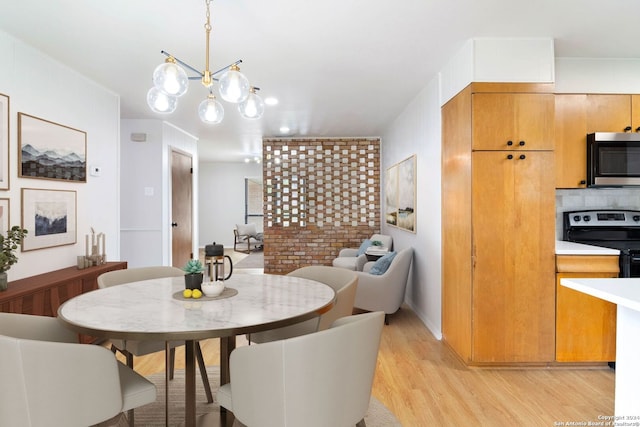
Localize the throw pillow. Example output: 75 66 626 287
357 239 372 256
237 223 257 237
369 251 397 275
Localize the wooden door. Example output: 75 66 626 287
472 151 555 363
586 94 631 133
554 94 588 188
171 150 193 268
472 93 554 151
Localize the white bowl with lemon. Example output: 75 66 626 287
201 281 225 297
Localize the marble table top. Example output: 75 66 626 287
58 274 336 341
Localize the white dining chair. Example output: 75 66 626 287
248 265 358 343
218 311 385 427
0 312 156 427
97 266 213 403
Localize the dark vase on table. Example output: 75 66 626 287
184 273 204 291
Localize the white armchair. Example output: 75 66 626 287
248 266 358 343
354 247 413 324
218 311 385 427
332 233 393 271
0 312 156 427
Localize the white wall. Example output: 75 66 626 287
199 161 262 248
381 78 442 338
0 29 120 281
120 119 198 267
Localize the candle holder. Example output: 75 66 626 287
79 227 107 269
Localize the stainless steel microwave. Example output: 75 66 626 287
587 132 640 187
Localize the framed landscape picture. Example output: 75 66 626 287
0 198 9 233
18 113 87 182
0 93 9 190
385 154 416 233
21 188 77 251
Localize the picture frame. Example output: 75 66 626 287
0 93 9 190
0 198 9 233
21 188 77 251
385 154 416 233
18 113 87 182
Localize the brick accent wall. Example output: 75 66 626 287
262 137 381 274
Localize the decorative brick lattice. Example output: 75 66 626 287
262 138 381 274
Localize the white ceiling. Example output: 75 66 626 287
1 0 640 162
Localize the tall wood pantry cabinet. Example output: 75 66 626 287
442 83 556 364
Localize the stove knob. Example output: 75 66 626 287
634 215 640 222
583 215 591 222
573 215 581 222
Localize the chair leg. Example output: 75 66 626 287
356 418 367 427
195 341 214 403
169 347 176 380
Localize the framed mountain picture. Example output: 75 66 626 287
18 113 87 182
21 188 77 251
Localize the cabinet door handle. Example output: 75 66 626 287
636 127 640 132
579 180 586 185
624 126 632 132
507 154 513 160
519 154 526 160
519 141 525 146
507 140 513 146
171 222 178 227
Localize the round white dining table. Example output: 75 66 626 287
58 273 336 427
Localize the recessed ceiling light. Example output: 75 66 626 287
264 97 278 106
279 126 290 134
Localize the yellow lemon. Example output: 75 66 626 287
191 289 203 299
183 289 193 298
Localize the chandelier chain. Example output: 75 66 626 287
203 0 212 87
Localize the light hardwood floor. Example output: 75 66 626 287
127 304 615 426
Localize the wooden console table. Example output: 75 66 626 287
0 262 127 317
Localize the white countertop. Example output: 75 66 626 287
555 240 620 255
561 278 640 312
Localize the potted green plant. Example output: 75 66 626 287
182 259 204 290
0 226 28 291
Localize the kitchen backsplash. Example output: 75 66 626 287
556 188 640 239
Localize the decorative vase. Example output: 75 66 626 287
0 271 7 292
184 273 203 291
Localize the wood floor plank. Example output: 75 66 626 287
124 305 615 426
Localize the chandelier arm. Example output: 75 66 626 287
210 59 243 77
160 50 203 78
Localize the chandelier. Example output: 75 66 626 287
146 0 265 123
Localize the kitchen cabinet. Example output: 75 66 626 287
555 93 640 188
586 94 640 133
442 83 556 365
556 255 618 362
555 94 588 188
472 93 554 150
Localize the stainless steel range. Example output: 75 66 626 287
563 209 640 278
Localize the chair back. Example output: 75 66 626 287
97 266 184 288
0 334 124 427
0 312 79 343
287 266 358 330
229 311 385 427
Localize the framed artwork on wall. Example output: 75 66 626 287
21 188 77 251
0 93 9 190
385 154 416 233
18 113 87 183
0 198 9 232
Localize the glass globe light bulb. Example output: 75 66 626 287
147 87 178 114
198 95 224 124
152 59 189 97
238 89 265 119
218 64 250 103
